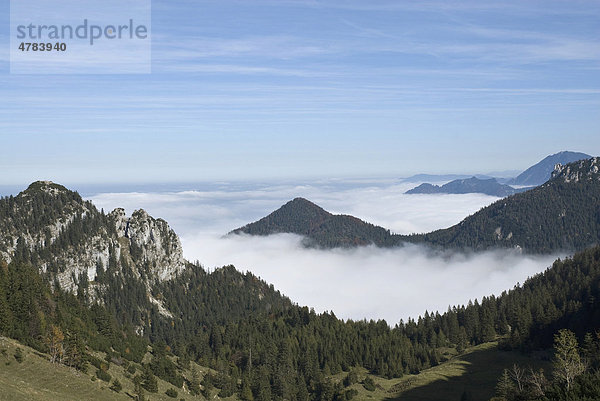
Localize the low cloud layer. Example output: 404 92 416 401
182 233 558 324
89 180 498 236
88 180 559 324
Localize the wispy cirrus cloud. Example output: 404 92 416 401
156 63 331 77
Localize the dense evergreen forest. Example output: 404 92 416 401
2 241 600 399
1 173 600 400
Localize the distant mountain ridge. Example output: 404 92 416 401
232 158 600 253
405 177 525 197
404 151 591 196
401 173 494 183
507 151 591 186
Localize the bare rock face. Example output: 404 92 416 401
112 208 186 281
0 182 188 317
47 207 186 293
552 157 600 183
110 207 129 234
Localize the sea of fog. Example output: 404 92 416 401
87 179 560 325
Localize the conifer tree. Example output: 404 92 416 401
141 364 159 393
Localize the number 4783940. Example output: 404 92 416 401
18 42 67 51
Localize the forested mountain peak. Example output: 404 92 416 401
21 180 72 197
0 181 91 265
22 181 69 194
230 197 332 237
231 197 396 247
0 182 190 325
0 181 295 341
277 197 332 221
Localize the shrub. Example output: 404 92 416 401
88 355 103 370
165 388 178 398
362 377 375 391
96 368 112 382
343 369 358 387
110 379 122 392
14 348 23 363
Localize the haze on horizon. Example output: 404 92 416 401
1 0 599 184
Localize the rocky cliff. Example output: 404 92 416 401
551 157 600 184
0 181 186 317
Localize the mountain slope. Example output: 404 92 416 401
0 335 220 401
408 157 600 252
0 181 185 288
406 177 521 197
233 158 600 253
3 180 600 400
508 151 591 186
0 181 289 334
230 197 396 247
4 240 600 401
0 334 546 401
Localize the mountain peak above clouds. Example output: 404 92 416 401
508 151 591 186
406 176 521 197
230 197 396 248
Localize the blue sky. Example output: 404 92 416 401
1 0 599 185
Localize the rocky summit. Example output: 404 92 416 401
0 181 186 317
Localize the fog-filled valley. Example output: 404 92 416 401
88 179 560 323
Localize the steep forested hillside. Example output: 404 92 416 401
3 240 600 399
411 157 600 252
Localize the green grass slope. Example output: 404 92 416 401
323 342 549 401
0 336 232 401
0 337 125 401
385 343 550 401
1 335 549 401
